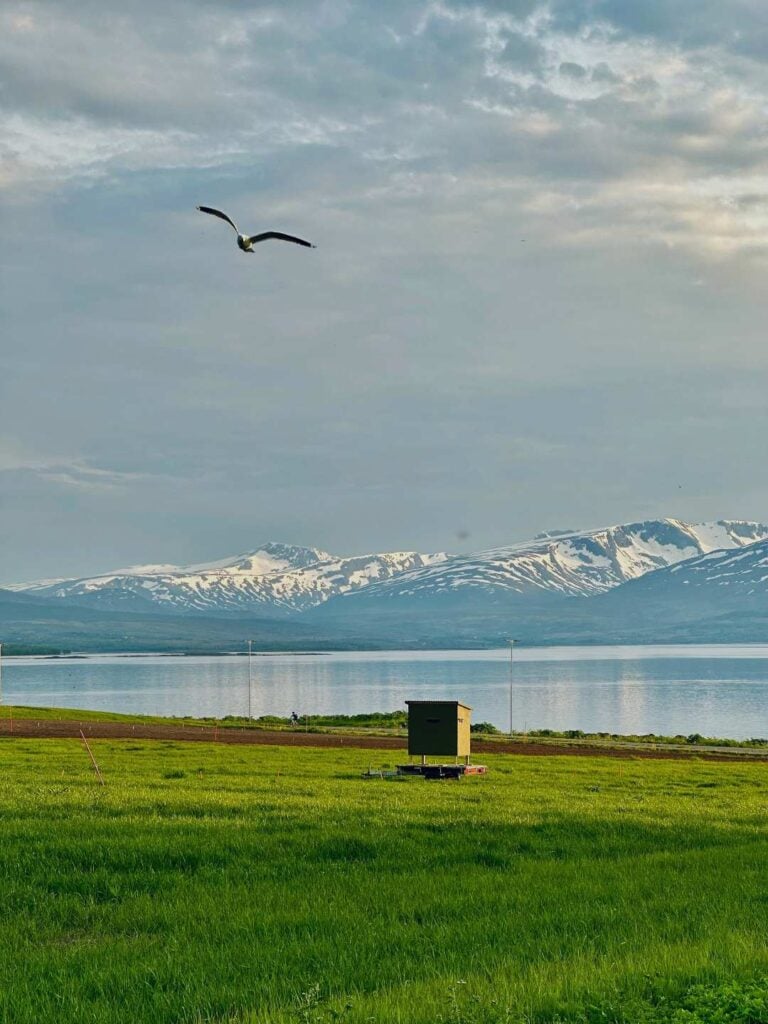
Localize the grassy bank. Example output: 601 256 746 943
0 738 767 1022
0 704 410 733
3 705 768 752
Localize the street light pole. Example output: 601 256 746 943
509 639 518 738
247 640 253 721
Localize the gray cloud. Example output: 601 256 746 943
2 0 768 581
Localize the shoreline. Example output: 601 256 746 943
2 714 767 762
8 639 768 659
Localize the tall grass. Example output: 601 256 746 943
0 739 765 1022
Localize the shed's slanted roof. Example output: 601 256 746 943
405 700 472 710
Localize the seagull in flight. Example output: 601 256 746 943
197 206 316 253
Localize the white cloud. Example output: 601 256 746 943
0 441 172 492
2 1 767 264
0 114 200 187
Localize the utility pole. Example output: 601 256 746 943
247 640 253 721
509 639 518 738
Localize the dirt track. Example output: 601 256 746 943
1 718 766 762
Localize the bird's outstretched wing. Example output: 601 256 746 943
197 206 239 233
247 231 316 248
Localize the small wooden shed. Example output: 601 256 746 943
406 700 472 762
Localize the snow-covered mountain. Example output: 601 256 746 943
554 534 768 644
603 536 768 609
316 519 768 612
13 542 448 617
11 520 768 629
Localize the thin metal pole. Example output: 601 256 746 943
247 640 253 721
509 639 516 738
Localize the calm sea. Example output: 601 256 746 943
2 645 767 738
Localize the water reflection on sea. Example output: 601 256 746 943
3 645 767 738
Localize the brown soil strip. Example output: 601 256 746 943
1 718 766 762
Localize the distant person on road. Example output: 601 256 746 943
290 711 300 727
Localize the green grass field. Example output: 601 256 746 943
0 738 766 1024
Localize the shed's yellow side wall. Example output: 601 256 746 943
456 706 471 757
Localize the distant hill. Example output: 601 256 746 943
10 542 446 617
7 519 768 650
0 588 337 655
583 538 768 641
309 519 768 641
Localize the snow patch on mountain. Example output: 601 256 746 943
332 519 768 606
11 521 768 619
15 542 448 616
663 539 768 591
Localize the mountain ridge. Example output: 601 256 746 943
8 520 768 639
11 542 448 617
595 536 768 612
315 518 768 613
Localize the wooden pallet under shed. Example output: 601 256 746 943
397 763 487 780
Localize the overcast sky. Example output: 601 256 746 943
3 0 768 582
